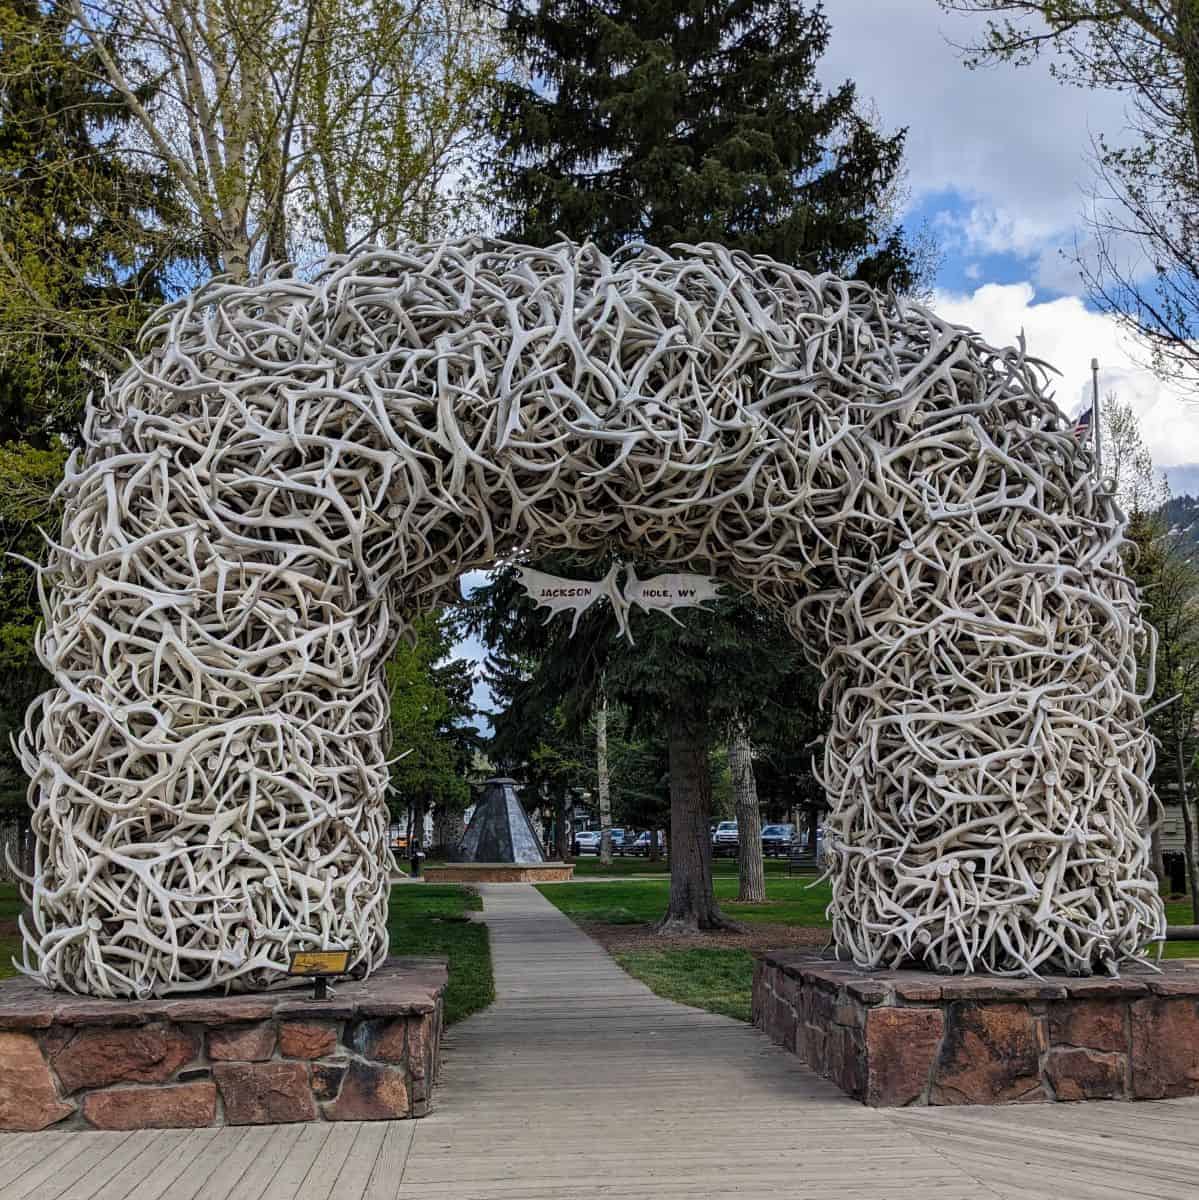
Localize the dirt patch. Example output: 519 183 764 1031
580 920 828 955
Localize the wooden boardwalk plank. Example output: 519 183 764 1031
46 1131 168 1200
228 1124 305 1200
327 1123 388 1200
397 884 997 1200
158 1128 255 1200
363 1124 417 1200
291 1122 358 1200
122 1129 222 1200
256 1124 333 1200
5 1133 130 1200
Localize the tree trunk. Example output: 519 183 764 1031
411 796 427 853
649 827 662 862
805 804 819 854
556 793 570 860
432 803 459 855
597 694 613 865
1175 728 1199 923
729 724 765 903
1180 0 1199 175
1151 821 1166 884
654 709 739 934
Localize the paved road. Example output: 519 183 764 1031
2 883 1198 1198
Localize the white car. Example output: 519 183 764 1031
712 820 739 857
574 830 602 854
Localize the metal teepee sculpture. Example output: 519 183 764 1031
453 779 549 865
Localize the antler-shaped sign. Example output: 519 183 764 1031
517 561 722 640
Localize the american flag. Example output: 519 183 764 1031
1073 407 1093 440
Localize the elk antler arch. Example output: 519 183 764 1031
19 239 1164 997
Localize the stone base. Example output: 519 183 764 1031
0 957 446 1131
423 863 574 883
753 951 1199 1106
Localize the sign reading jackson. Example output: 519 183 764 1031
518 563 721 638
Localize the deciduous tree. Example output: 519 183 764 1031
941 1 1199 382
387 611 480 855
1100 393 1169 516
67 0 504 280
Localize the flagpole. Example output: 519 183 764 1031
1091 357 1102 482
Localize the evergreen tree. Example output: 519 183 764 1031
0 1 191 831
1125 510 1199 920
481 648 591 858
483 642 671 858
477 1 920 928
491 0 917 287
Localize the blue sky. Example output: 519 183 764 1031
817 2 1198 492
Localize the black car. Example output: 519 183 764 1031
761 823 796 857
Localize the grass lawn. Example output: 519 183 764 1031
538 875 832 927
539 876 829 1023
0 881 495 1024
0 882 21 980
613 947 756 1021
541 878 1199 1022
387 883 494 1024
1161 897 1199 958
568 855 796 877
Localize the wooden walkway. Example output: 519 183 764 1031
3 884 1199 1198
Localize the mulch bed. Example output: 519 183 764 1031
580 920 828 955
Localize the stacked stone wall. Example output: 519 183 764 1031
753 951 1199 1105
0 958 445 1130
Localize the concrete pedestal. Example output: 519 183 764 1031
0 957 446 1131
754 950 1199 1106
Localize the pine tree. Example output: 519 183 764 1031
492 0 916 287
483 1 915 928
463 555 821 930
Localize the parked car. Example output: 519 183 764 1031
761 823 796 857
608 828 629 855
712 820 739 857
574 830 601 854
630 830 666 856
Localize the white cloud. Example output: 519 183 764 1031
932 282 1199 469
817 2 1128 263
946 205 1064 260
